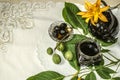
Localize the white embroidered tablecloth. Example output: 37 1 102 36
0 0 120 80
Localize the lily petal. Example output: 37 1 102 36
94 12 99 23
99 13 108 22
77 12 86 15
85 0 93 10
100 6 110 12
82 12 93 18
96 0 101 7
91 18 96 26
85 17 90 23
77 0 109 26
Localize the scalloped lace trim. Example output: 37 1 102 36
0 1 56 53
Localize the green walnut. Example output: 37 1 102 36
52 54 61 64
57 43 64 51
65 51 73 61
47 47 53 55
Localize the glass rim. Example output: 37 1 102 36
76 38 101 59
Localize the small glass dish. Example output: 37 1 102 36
48 21 73 42
76 38 102 66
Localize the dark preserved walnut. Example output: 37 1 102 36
49 21 73 42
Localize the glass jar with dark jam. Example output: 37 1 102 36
76 39 102 66
88 11 119 42
88 0 119 42
48 21 73 42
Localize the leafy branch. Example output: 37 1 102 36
27 2 120 80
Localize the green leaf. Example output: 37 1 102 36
71 76 78 80
85 72 96 80
66 34 87 44
101 49 110 53
112 77 120 80
96 69 111 79
99 59 105 66
62 2 88 35
95 66 116 79
63 43 79 71
62 34 87 71
96 38 117 47
27 71 65 80
102 66 116 73
27 76 34 80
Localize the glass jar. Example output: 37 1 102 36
76 38 102 66
48 21 73 42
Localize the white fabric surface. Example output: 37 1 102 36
0 1 120 80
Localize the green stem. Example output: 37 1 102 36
115 62 120 72
105 59 120 67
103 55 115 62
101 48 119 61
105 63 116 67
54 42 61 51
54 33 70 51
108 52 119 60
111 62 120 79
65 59 120 79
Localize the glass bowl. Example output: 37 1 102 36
48 21 73 42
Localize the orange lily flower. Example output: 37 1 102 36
77 0 110 26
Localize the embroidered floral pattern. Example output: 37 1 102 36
0 1 56 53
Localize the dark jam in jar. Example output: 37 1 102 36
76 39 102 66
49 21 73 42
80 42 99 56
